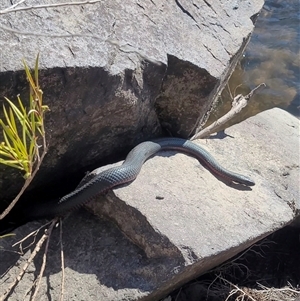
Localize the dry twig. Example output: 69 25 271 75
191 83 266 140
217 275 258 301
30 219 57 301
0 0 102 14
0 218 58 301
59 219 65 301
0 156 46 220
12 221 52 254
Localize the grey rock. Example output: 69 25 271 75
0 0 264 203
0 108 298 301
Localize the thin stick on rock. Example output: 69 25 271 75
0 149 47 220
30 219 57 301
0 218 58 301
12 221 52 254
191 83 266 140
59 219 65 301
0 0 102 14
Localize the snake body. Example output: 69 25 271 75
38 137 254 218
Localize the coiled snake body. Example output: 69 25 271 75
36 137 254 218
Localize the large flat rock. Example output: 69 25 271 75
0 0 264 205
0 108 298 300
1 0 262 77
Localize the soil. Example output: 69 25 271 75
163 225 300 301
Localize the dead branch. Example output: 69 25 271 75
0 218 58 301
59 219 65 301
191 83 266 140
30 219 57 301
0 0 25 12
217 275 258 301
0 0 102 15
0 148 47 220
12 221 52 254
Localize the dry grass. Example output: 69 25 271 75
216 275 299 301
162 227 300 301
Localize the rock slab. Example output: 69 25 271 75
0 0 264 203
0 108 298 301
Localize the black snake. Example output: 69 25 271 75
32 137 255 218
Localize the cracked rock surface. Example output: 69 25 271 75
0 108 298 301
0 0 264 203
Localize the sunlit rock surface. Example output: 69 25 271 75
1 108 298 301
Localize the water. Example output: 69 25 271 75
208 0 300 127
